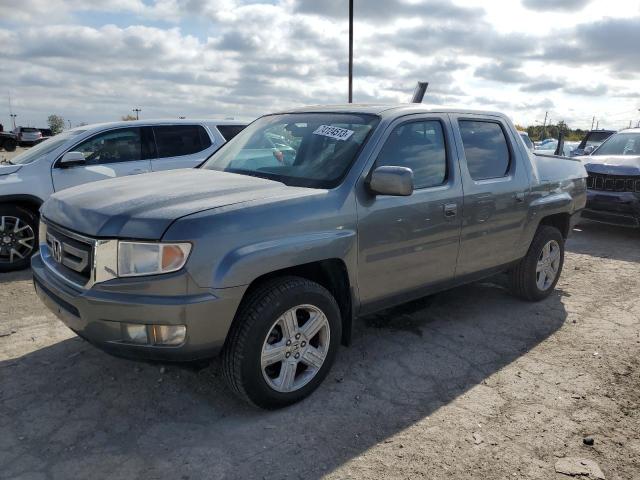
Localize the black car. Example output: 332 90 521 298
571 129 616 157
580 129 640 227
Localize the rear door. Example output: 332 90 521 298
150 124 216 171
51 126 154 192
451 115 531 276
356 115 463 307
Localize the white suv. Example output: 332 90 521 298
0 119 246 271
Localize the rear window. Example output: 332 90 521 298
217 125 246 141
153 125 212 158
22 128 39 132
459 120 511 180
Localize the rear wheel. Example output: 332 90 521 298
2 138 17 152
0 206 38 272
509 225 564 301
223 276 341 409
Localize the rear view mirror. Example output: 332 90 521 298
583 145 595 155
368 166 414 196
59 151 86 168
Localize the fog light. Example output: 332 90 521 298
122 324 148 344
152 325 186 346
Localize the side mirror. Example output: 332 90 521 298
583 145 595 155
368 166 414 196
59 151 86 168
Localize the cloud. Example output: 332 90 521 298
563 84 608 96
520 80 564 92
539 17 640 73
291 0 482 21
474 61 529 84
522 0 592 11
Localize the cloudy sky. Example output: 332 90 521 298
1 0 639 131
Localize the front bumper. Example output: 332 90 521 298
583 190 640 228
31 253 246 362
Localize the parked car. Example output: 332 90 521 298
571 129 616 157
519 131 534 150
14 127 43 146
536 140 579 157
0 131 18 152
579 128 640 227
0 119 247 271
32 105 586 408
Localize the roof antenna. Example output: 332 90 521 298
411 82 429 103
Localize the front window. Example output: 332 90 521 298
201 113 379 188
9 130 85 165
73 127 146 165
592 132 640 156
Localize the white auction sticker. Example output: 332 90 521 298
313 125 354 141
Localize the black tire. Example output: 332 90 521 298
2 138 17 152
0 205 39 272
222 276 342 409
509 225 564 301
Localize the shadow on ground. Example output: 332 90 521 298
568 221 640 262
0 280 567 479
0 269 31 285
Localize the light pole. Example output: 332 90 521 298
9 114 17 130
132 108 141 120
348 0 353 103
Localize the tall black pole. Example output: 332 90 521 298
348 0 353 103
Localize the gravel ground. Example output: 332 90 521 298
1 220 639 480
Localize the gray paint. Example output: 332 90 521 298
34 104 587 361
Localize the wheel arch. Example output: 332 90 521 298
233 259 354 347
538 212 571 239
0 195 44 217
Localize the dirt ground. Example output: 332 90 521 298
1 146 29 163
1 220 639 480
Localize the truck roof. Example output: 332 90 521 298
280 103 509 120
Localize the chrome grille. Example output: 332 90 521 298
586 172 640 193
41 221 95 285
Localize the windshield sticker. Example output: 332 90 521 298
313 125 354 141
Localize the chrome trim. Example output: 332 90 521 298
40 218 118 289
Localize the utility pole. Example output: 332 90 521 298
541 111 548 140
132 108 141 120
596 120 599 130
348 0 353 103
68 119 72 129
591 116 595 130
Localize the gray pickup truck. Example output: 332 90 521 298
31 105 587 408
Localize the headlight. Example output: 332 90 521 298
117 241 191 277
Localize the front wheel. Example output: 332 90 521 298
508 225 564 301
0 206 39 272
223 276 342 409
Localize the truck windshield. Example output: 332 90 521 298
593 132 640 156
202 113 379 188
9 130 85 165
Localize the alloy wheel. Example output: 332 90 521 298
536 240 561 291
260 304 331 393
0 216 36 265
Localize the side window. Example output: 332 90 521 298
73 128 143 165
459 120 511 180
217 125 246 141
153 125 212 158
376 120 447 189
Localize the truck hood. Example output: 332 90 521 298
42 169 310 239
0 163 22 176
579 155 640 176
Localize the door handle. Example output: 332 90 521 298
128 169 146 175
443 203 458 218
515 192 527 203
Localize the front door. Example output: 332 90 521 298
51 127 153 192
356 115 463 308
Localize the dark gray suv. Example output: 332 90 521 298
32 105 587 408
